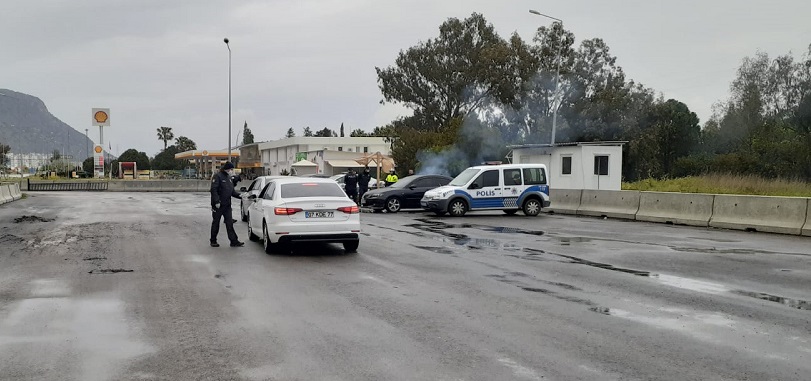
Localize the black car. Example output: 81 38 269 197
361 174 452 213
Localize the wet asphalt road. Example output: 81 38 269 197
0 192 809 381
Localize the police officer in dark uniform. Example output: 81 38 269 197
358 167 371 202
344 168 359 203
210 162 244 247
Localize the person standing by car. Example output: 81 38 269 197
385 169 399 187
344 168 359 203
210 162 244 248
358 167 371 201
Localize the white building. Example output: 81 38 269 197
509 142 625 190
255 137 391 176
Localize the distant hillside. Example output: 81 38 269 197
0 89 93 161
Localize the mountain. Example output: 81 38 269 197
0 89 94 161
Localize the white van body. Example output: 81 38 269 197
420 164 550 217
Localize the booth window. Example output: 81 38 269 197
594 155 609 175
561 156 572 175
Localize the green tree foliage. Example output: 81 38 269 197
349 129 369 137
303 127 313 137
118 148 151 170
243 121 254 144
376 13 535 131
286 128 296 138
82 157 94 174
157 127 174 150
314 127 336 137
0 143 9 167
151 145 183 170
175 136 197 152
340 123 345 137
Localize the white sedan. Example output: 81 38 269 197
238 176 287 222
245 177 361 253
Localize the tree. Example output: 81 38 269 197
350 129 369 137
0 143 9 167
118 149 151 170
82 157 94 174
157 126 174 150
50 149 61 162
340 123 345 137
151 145 183 170
243 121 254 144
314 127 335 137
175 136 197 152
303 127 313 137
376 13 535 131
286 128 296 138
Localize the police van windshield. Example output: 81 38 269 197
449 168 480 186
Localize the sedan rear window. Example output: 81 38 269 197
281 183 346 198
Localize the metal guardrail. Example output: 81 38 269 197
27 179 108 191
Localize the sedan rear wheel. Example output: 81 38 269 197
262 222 275 254
343 240 359 253
385 197 402 213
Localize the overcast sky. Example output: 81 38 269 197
2 0 810 156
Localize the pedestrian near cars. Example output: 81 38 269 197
344 168 359 203
210 162 244 248
358 167 371 202
407 169 414 176
385 169 399 187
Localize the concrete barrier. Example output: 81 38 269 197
10 183 22 200
159 180 199 192
802 199 811 237
710 195 808 235
577 190 640 220
0 185 12 205
547 189 582 215
636 192 714 227
197 180 213 192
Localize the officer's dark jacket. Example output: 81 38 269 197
345 172 359 190
210 170 241 207
358 172 371 189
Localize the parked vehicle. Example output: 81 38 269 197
245 177 361 253
361 174 452 213
420 164 550 217
330 173 384 191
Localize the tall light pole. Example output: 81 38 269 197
224 37 232 164
529 9 564 145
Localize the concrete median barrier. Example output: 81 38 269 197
160 180 199 192
710 195 808 235
636 192 714 227
802 199 811 237
577 190 640 220
547 189 582 215
10 183 22 200
197 180 213 192
0 185 12 205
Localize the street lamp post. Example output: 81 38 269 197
529 9 564 145
224 37 232 164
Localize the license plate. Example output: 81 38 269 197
305 211 334 218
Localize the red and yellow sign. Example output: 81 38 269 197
91 108 110 126
93 111 108 124
94 145 103 154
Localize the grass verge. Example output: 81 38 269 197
623 174 811 197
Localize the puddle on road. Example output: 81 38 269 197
83 257 107 261
0 233 25 244
410 245 454 255
589 307 611 315
555 253 651 276
14 215 54 223
732 290 811 311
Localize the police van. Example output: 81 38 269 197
420 164 550 217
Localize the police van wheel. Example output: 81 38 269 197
522 199 542 216
448 199 468 217
385 197 402 213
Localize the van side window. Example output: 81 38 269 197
523 168 546 185
503 169 522 185
472 170 500 188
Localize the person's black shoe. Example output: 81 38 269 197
230 241 245 247
210 241 220 247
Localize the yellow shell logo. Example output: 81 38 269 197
94 111 109 123
94 146 103 154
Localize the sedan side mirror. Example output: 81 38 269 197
248 194 257 200
408 185 416 190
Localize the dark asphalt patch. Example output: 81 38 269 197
732 290 811 311
14 215 54 223
411 245 454 255
88 269 134 274
589 307 611 315
0 233 24 244
83 257 107 261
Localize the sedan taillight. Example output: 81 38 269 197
274 207 303 215
338 205 360 214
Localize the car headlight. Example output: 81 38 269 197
442 191 453 198
366 193 382 198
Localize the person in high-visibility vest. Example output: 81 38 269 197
385 169 399 187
